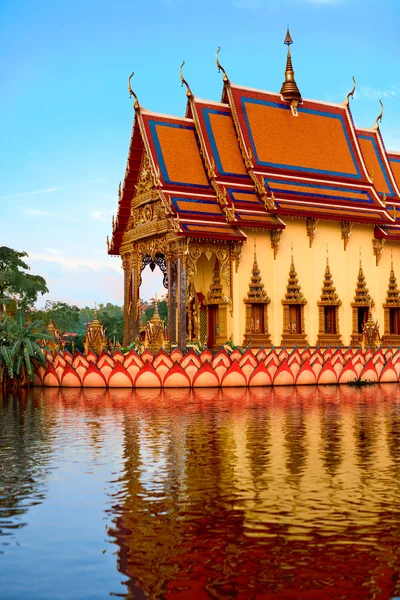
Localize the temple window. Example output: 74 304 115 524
243 243 271 348
350 258 374 346
316 257 342 347
281 252 308 347
382 257 400 345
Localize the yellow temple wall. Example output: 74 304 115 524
232 219 395 347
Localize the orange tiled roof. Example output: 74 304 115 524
109 39 400 255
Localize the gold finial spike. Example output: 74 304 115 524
128 72 140 110
254 238 257 259
391 249 393 269
216 47 229 83
280 27 302 110
118 182 122 200
326 244 329 265
373 99 384 130
284 26 293 46
343 76 356 106
359 246 362 266
180 61 193 98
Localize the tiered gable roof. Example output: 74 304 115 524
109 32 399 256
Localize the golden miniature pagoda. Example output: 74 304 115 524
83 306 109 356
108 30 400 350
142 297 169 353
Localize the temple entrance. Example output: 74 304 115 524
138 255 168 351
207 305 218 348
389 308 400 334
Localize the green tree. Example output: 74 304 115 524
0 247 48 311
39 300 81 332
0 309 51 388
144 300 168 324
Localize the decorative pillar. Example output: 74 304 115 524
177 247 187 352
131 253 140 342
122 253 132 346
167 252 177 347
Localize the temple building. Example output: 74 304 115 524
108 30 400 350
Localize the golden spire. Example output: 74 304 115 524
207 260 224 303
319 255 341 305
373 99 384 130
127 72 140 111
354 252 374 306
180 61 193 99
343 76 356 106
284 248 305 302
91 303 101 328
216 47 229 83
385 254 400 305
280 27 302 111
246 240 270 301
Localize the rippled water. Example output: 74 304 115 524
1 386 400 599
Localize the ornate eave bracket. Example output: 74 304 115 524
270 229 282 260
341 221 353 251
305 218 318 248
372 238 385 266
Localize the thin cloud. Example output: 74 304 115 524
28 253 121 273
356 86 398 100
45 248 63 255
16 187 61 197
25 208 80 222
93 209 116 222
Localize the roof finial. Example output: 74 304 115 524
180 61 193 98
216 47 229 83
280 27 302 114
128 72 140 111
254 238 257 259
326 244 329 265
343 76 356 106
373 99 384 130
359 246 362 267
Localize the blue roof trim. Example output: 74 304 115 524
240 97 362 180
265 177 374 204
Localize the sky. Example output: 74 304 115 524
1 0 400 308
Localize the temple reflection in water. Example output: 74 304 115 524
1 386 400 598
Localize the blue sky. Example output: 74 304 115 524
1 0 400 307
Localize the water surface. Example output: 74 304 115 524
1 385 400 599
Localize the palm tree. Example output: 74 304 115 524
0 308 53 388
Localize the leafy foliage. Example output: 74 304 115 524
0 309 51 387
0 247 48 310
143 300 168 324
